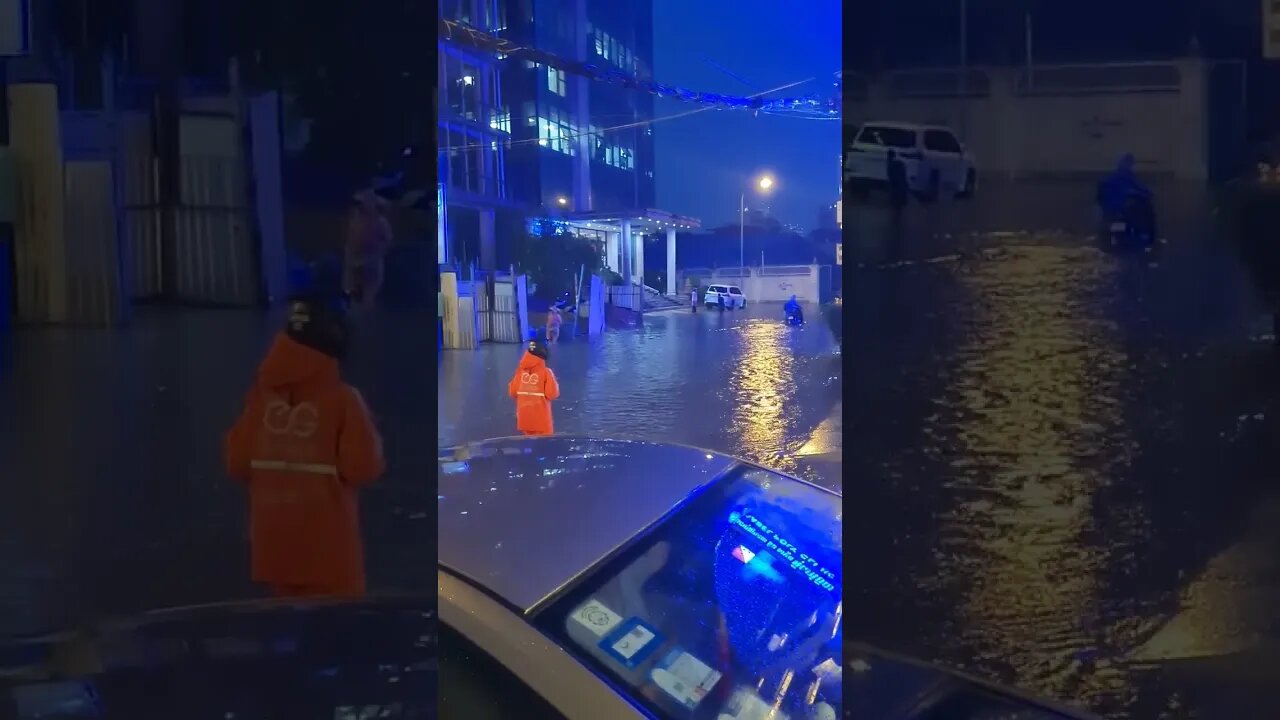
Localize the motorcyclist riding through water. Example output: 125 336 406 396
1097 153 1157 246
784 295 804 325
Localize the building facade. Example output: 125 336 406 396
438 0 688 280
500 0 655 214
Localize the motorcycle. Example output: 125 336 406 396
785 306 804 326
1097 186 1157 252
552 291 578 318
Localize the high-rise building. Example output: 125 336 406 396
439 0 697 291
501 0 654 213
438 1 512 269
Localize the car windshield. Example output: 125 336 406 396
534 465 842 720
708 286 726 293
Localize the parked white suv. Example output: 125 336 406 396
844 121 977 201
703 284 746 309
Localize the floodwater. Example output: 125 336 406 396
847 181 1280 718
437 303 843 490
0 306 436 637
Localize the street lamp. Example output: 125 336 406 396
741 174 775 272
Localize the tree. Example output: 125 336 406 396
517 232 603 302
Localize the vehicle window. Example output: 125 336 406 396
708 286 726 293
923 130 963 154
534 466 842 720
856 125 916 149
727 288 742 295
439 624 565 720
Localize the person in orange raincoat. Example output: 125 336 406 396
224 295 385 598
508 339 560 435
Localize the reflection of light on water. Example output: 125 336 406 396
729 323 795 464
928 245 1133 705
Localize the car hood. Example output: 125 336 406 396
0 597 436 719
438 437 737 613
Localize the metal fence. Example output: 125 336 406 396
870 61 1184 101
475 280 521 343
759 265 811 277
607 285 643 312
1014 62 1182 95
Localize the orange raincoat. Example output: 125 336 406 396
224 333 385 597
508 350 560 435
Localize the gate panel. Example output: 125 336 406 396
492 281 520 342
475 284 493 342
63 161 124 325
174 114 256 306
175 154 254 304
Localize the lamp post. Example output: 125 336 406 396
740 174 775 273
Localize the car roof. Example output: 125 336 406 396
438 436 738 613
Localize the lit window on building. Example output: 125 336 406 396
592 28 636 73
547 66 566 96
442 54 484 123
538 108 577 156
599 141 634 170
489 110 510 133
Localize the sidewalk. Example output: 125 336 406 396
794 402 842 492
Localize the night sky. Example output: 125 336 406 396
651 0 841 233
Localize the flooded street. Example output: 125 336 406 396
438 303 843 490
846 181 1280 718
0 307 436 637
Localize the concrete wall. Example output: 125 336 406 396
680 265 825 303
846 60 1209 180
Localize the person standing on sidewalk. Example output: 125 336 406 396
224 295 385 598
546 305 563 344
690 286 698 313
508 339 560 436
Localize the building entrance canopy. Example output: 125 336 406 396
562 210 699 296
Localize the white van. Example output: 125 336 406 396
703 284 746 309
844 121 977 201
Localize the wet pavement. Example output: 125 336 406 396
0 306 436 637
437 303 843 491
846 180 1280 719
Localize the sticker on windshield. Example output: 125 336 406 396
598 617 663 669
649 647 722 709
569 598 624 638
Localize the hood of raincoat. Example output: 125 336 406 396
517 350 547 372
257 332 340 390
